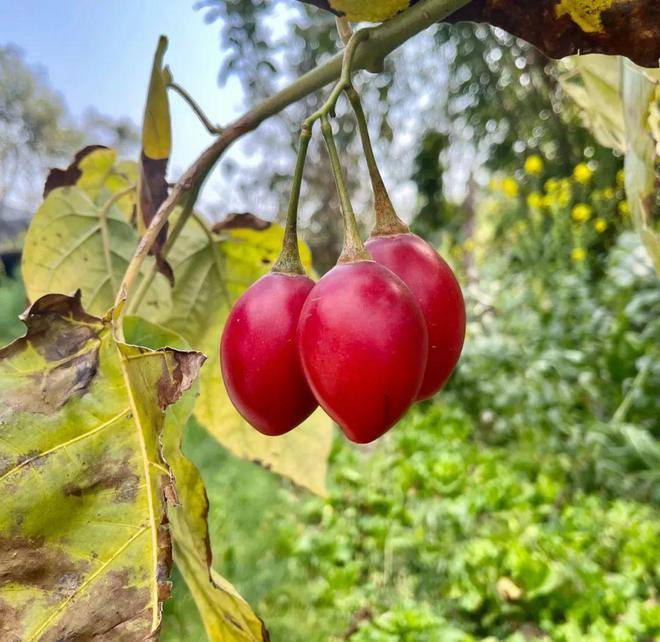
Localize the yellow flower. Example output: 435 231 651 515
571 247 587 262
545 178 559 193
527 192 543 209
603 187 615 200
571 203 592 222
463 239 475 252
573 162 593 184
618 200 630 216
616 169 625 187
524 154 544 176
594 218 608 233
557 179 572 207
502 177 519 198
488 177 501 191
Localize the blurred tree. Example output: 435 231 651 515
0 45 81 211
0 45 138 217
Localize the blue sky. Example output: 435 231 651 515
0 0 249 207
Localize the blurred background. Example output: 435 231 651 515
1 1 658 640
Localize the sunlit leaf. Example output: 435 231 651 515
76 147 139 220
0 293 204 639
125 316 269 641
196 354 333 497
22 186 171 317
558 54 626 151
142 36 172 162
43 145 109 196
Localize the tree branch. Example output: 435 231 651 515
115 0 471 310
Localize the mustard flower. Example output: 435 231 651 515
571 247 587 262
524 154 544 176
527 192 543 209
573 162 593 184
571 203 592 222
594 218 608 233
502 177 519 197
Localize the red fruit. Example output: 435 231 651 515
221 272 317 436
365 232 465 400
297 260 428 444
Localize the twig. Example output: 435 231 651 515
167 81 224 135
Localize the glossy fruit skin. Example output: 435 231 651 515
366 232 466 400
221 272 317 436
297 260 428 444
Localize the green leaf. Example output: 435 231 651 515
0 292 204 639
125 316 269 641
22 185 171 317
22 184 333 494
157 214 333 496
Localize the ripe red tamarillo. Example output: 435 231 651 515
365 232 466 399
297 260 428 443
221 272 317 436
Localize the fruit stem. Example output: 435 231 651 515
303 27 371 131
272 126 312 275
346 86 409 236
321 115 370 264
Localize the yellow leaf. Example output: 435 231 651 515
127 316 269 641
142 35 171 161
0 293 204 639
621 59 660 272
22 186 171 317
328 0 410 22
76 147 138 220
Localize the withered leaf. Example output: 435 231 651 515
0 292 204 640
139 36 174 287
212 212 272 233
43 145 108 197
125 316 270 641
450 0 660 67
